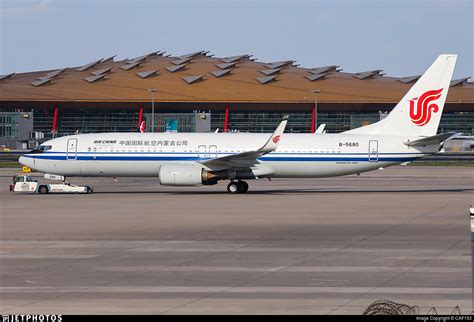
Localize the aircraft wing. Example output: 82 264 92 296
201 116 288 168
404 132 458 146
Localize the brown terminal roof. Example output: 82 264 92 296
0 51 472 107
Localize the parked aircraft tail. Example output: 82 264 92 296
139 120 146 133
345 54 457 137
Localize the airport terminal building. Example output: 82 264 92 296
0 51 473 149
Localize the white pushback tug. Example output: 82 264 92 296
10 173 93 194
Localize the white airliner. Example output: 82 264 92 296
20 54 458 193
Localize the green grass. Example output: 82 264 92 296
0 162 21 168
0 155 21 168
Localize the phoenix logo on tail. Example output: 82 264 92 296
409 88 443 126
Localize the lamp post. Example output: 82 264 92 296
311 89 320 133
147 88 157 132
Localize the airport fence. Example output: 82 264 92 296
362 300 469 315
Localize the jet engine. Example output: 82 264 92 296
158 164 224 186
158 164 275 186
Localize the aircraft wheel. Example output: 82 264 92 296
227 181 249 194
227 182 240 194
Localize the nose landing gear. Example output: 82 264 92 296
227 180 249 194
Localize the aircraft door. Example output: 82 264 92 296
67 138 78 160
368 140 378 162
208 145 217 158
198 145 206 159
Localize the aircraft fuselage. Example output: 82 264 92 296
20 132 435 178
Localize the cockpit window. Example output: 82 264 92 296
29 145 52 154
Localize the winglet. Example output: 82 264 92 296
259 115 288 152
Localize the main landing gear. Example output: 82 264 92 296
227 180 249 194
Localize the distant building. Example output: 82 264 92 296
0 51 472 148
0 112 33 149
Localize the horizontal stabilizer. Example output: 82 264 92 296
404 132 458 146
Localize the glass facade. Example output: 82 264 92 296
150 113 196 133
30 109 474 137
438 112 474 135
32 109 198 138
0 112 20 138
211 112 314 133
211 112 385 133
212 111 473 134
33 110 139 136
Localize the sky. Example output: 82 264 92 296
0 0 472 79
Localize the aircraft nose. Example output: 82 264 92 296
19 156 34 168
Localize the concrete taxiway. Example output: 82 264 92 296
0 166 473 314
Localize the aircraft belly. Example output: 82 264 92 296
33 159 161 177
31 153 410 179
33 159 82 176
79 160 160 177
264 161 392 178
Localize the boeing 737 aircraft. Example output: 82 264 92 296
20 54 458 193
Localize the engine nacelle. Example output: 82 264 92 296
158 163 275 186
159 164 220 186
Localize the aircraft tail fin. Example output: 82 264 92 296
139 120 146 133
315 123 326 134
345 54 457 137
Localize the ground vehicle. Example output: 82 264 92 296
9 174 93 194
